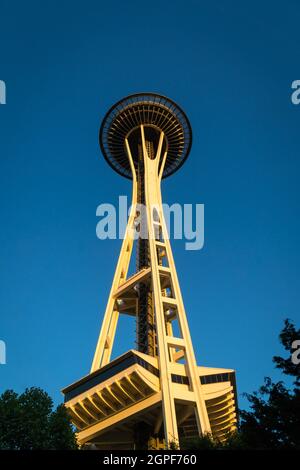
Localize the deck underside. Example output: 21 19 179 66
63 350 237 449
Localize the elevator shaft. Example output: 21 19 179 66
136 140 157 356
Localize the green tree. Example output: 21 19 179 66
48 404 77 450
181 319 300 450
0 387 77 450
273 319 300 386
239 319 300 449
181 433 218 450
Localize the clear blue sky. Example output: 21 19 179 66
0 0 299 410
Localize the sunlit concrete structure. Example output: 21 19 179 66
62 93 237 449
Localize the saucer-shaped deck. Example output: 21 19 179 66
100 93 192 179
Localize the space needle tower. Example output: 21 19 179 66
62 93 237 449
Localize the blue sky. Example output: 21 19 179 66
0 0 299 410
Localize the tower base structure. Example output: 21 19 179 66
62 350 237 449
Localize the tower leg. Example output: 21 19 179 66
90 141 138 372
140 125 211 445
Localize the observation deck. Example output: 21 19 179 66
99 93 192 179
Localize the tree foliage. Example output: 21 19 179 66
182 319 300 450
239 319 300 449
0 387 77 450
